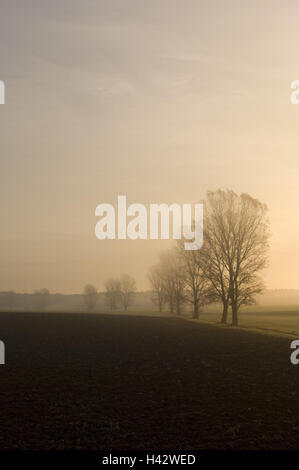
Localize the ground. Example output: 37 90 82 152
0 311 299 449
198 306 299 337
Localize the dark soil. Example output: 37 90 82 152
0 312 298 449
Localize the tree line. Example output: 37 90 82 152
0 279 138 313
83 274 137 312
2 190 269 325
148 190 270 326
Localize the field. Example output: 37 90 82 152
197 306 299 337
1 311 299 449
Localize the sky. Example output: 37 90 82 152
1 0 299 293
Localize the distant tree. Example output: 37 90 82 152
155 251 174 313
32 288 50 312
159 250 186 315
83 284 98 312
148 265 166 312
176 242 213 319
120 274 136 311
104 278 121 311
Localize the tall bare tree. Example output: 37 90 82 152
206 190 270 326
120 274 137 311
83 284 98 312
202 214 231 323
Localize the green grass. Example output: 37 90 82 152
196 305 299 337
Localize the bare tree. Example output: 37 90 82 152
172 268 186 315
202 213 231 324
32 288 50 312
148 264 167 312
83 284 98 312
104 278 121 311
177 241 212 319
206 190 270 326
155 251 174 314
120 274 137 311
159 250 186 315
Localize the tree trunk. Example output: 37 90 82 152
220 301 228 324
231 302 238 326
193 301 199 319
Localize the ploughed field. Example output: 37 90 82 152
0 312 299 449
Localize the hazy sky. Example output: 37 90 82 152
1 0 299 293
